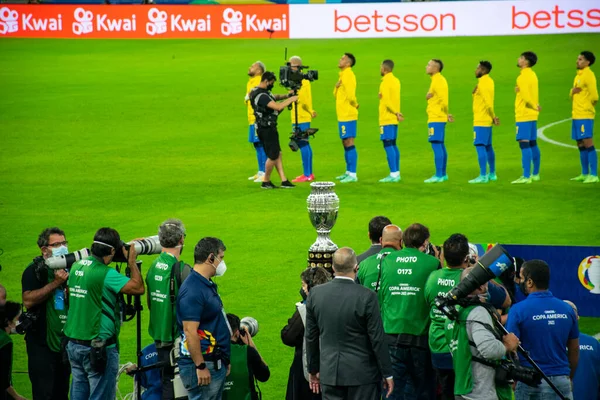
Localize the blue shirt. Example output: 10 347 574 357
506 291 579 376
176 270 231 360
573 333 600 400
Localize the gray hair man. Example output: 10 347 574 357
306 247 394 399
147 218 191 400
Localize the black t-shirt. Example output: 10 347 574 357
21 260 48 345
247 345 270 400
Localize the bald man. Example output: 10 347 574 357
357 225 402 291
565 300 600 400
305 247 394 399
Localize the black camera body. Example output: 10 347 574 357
16 311 39 335
496 359 542 387
279 63 318 91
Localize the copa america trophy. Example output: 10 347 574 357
307 182 340 270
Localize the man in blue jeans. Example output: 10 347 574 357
64 228 145 400
176 237 231 400
506 259 579 400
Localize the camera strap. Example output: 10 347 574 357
374 251 392 293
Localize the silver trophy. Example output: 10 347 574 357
307 182 340 270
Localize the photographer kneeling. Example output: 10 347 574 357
64 228 145 400
223 314 270 400
445 267 520 400
250 71 299 189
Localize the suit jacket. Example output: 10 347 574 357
357 244 382 264
305 277 393 386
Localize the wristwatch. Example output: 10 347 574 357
196 362 207 370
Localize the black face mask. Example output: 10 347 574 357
519 279 529 297
267 83 274 91
300 287 307 301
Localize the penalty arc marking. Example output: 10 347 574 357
537 118 600 152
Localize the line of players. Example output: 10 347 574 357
245 50 598 185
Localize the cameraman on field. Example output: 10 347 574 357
289 56 317 183
222 314 270 400
250 71 299 189
64 227 145 400
21 227 71 400
445 267 520 400
146 219 191 400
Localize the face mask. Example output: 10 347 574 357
300 288 308 301
519 280 529 297
212 258 227 277
52 245 69 257
267 83 274 91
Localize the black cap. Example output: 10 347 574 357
262 71 276 82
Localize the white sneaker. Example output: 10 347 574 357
253 172 265 183
248 173 258 181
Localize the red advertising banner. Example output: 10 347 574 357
0 5 289 38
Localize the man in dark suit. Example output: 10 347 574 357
305 247 394 399
357 216 392 264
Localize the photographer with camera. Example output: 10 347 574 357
288 56 317 183
222 314 270 400
444 266 520 400
249 71 298 189
1 301 27 400
146 219 191 400
506 260 579 400
378 223 440 400
176 237 230 400
64 227 145 400
20 227 71 400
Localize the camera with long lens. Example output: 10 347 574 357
434 244 513 320
240 316 259 337
112 235 162 263
15 311 38 335
496 359 542 387
45 248 91 270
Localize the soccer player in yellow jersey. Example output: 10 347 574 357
334 53 359 183
425 59 453 183
469 61 500 184
570 51 598 184
289 56 318 183
378 59 403 183
512 52 541 184
245 61 267 182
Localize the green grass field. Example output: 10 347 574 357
0 33 598 399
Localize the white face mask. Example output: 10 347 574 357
52 245 69 257
212 257 227 277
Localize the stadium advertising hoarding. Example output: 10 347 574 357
0 1 598 39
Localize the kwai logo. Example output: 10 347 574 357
73 8 93 35
22 12 62 32
147 8 167 36
0 7 19 35
221 7 287 36
221 8 243 36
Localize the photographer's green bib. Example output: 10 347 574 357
64 257 111 341
223 344 252 400
357 248 393 291
147 252 180 343
46 273 68 352
445 305 512 400
424 268 462 354
379 247 439 335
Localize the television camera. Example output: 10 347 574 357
279 62 320 152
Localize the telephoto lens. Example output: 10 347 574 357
240 317 259 337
